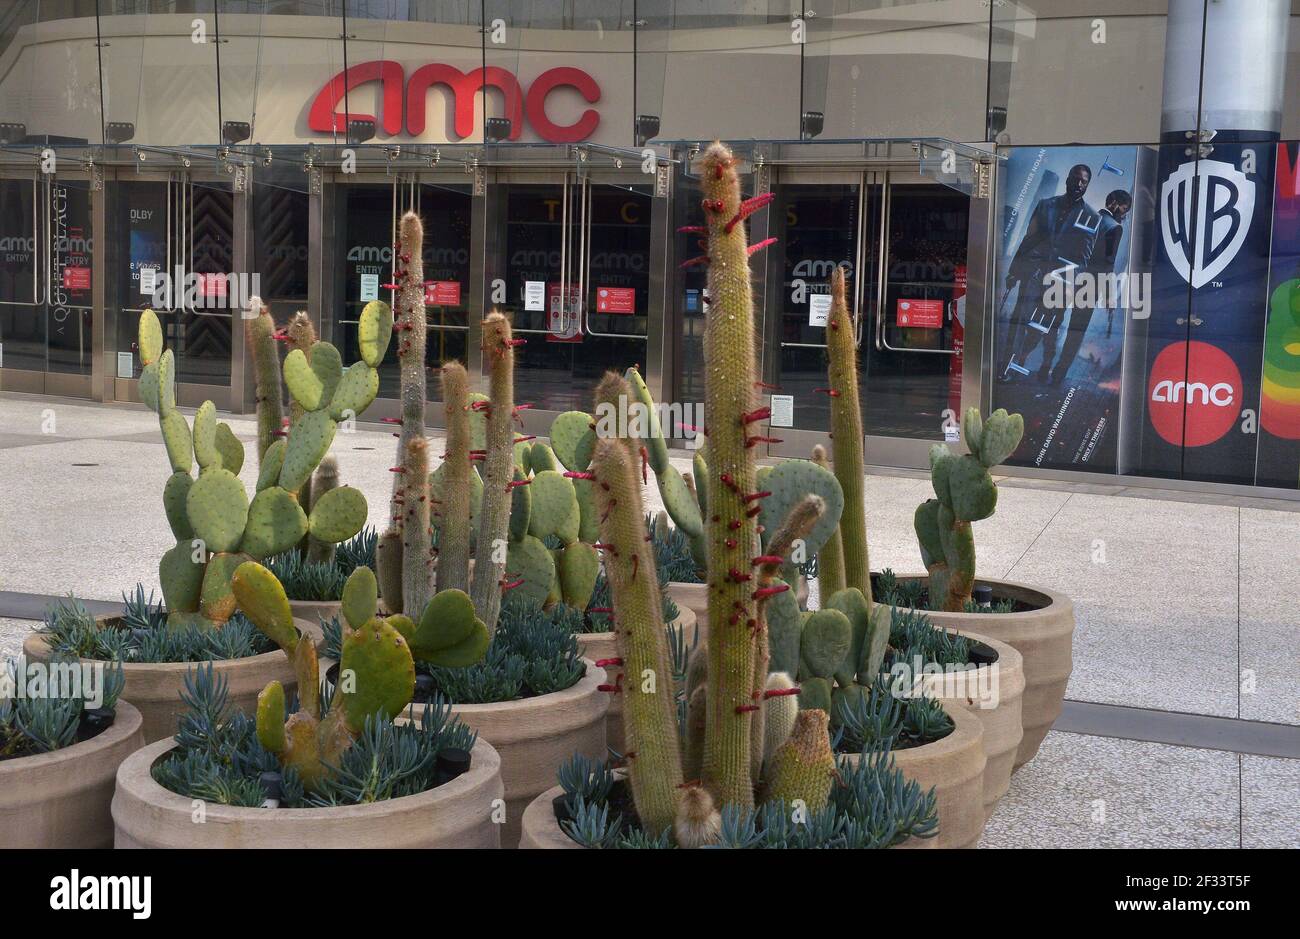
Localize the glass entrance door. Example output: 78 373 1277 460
0 169 95 389
489 172 653 414
333 176 472 404
863 176 970 440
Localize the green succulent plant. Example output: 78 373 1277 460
915 407 1024 611
138 304 385 632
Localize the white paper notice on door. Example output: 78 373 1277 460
139 267 157 295
524 280 546 312
769 394 795 428
809 293 832 327
359 273 379 302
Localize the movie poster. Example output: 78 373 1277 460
1257 141 1300 489
992 146 1140 473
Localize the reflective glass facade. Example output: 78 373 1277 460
0 1 1298 493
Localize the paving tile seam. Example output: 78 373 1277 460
1002 491 1076 581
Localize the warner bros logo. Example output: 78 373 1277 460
1160 159 1254 290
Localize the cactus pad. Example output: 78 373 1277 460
163 471 195 540
549 410 596 471
977 408 1024 468
192 401 221 470
800 608 852 680
962 407 984 461
308 485 368 543
947 453 998 522
138 363 161 413
230 561 298 652
824 587 869 686
241 485 309 558
505 534 555 608
765 578 803 677
409 588 490 667
758 459 844 559
624 366 669 474
278 409 337 494
256 681 286 753
796 676 833 715
283 348 325 411
558 541 600 609
329 361 380 422
307 341 344 410
358 300 394 367
186 467 250 554
657 463 703 539
573 475 599 543
507 465 532 541
467 391 489 451
338 618 416 734
138 309 163 366
341 566 378 629
528 442 558 474
200 551 254 625
159 410 193 474
156 348 177 415
527 469 579 542
257 438 287 492
159 540 204 614
214 422 244 476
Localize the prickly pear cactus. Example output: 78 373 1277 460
139 305 383 630
916 406 1024 611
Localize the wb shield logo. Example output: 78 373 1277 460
1160 159 1254 289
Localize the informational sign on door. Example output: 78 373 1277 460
547 282 582 342
524 280 546 312
425 281 461 305
62 266 90 291
198 273 227 298
595 286 635 314
139 267 158 295
769 394 795 428
896 298 944 329
117 352 135 379
809 293 832 326
359 273 379 301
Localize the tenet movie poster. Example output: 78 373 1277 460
992 146 1140 474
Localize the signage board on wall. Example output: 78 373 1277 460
425 281 461 305
992 145 1140 474
808 293 831 327
595 286 634 314
547 282 582 342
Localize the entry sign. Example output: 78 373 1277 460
425 281 461 305
596 286 635 314
897 298 943 328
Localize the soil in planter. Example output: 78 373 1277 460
872 569 1038 615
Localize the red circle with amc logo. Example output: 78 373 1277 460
1148 341 1243 447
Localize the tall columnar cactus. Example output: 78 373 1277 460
138 306 384 630
915 407 1024 611
377 211 435 618
237 563 486 793
621 366 704 542
436 362 473 593
469 311 520 633
245 297 284 464
810 444 846 597
823 265 872 607
693 141 775 807
589 435 684 835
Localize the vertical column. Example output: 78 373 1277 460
92 165 108 402
229 165 254 414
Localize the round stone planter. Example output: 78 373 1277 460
112 735 503 848
574 607 698 753
912 630 1024 818
403 659 608 849
885 574 1073 771
0 700 145 848
288 599 341 644
845 699 986 849
665 582 708 641
23 615 312 744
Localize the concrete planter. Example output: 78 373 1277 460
0 700 146 848
888 574 1074 770
845 699 986 849
23 615 312 744
574 607 698 752
665 582 708 641
403 659 608 849
913 630 1024 818
288 600 340 644
112 735 503 848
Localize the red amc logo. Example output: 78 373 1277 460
308 61 600 143
1147 340 1243 447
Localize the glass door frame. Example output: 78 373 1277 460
0 158 100 400
108 152 247 412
